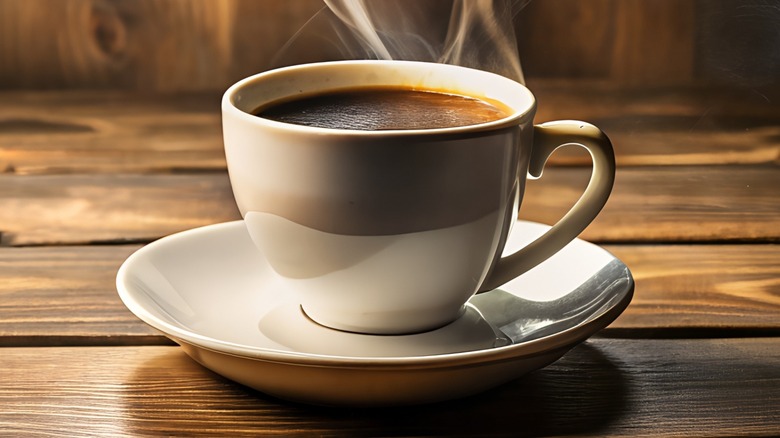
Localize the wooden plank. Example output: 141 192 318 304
529 81 780 166
0 91 225 174
0 173 240 246
0 245 161 346
2 244 777 345
0 0 232 90
516 0 698 85
2 86 777 175
2 166 778 247
230 0 344 75
0 340 778 436
609 0 696 84
0 0 710 90
522 165 780 243
2 165 777 246
515 0 615 79
0 0 324 91
604 244 780 334
2 0 777 91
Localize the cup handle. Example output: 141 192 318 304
479 120 616 292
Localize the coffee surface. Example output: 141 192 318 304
254 87 511 130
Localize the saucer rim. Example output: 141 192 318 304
116 220 634 368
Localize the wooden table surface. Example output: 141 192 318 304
1 82 779 436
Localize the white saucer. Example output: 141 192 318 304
117 220 633 406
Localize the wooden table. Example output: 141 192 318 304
2 82 779 436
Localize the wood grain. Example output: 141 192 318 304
229 0 342 75
0 245 161 346
0 173 239 246
609 0 696 84
0 0 324 91
5 0 763 90
522 165 780 243
3 86 777 176
604 244 780 333
1 0 232 90
516 0 698 85
3 165 776 246
515 0 616 79
0 340 778 436
0 91 225 174
528 81 780 166
2 244 777 345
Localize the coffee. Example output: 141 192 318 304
254 87 511 131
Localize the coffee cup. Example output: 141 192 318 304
222 60 615 335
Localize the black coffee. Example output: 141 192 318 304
253 87 511 131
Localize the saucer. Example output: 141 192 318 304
117 220 633 406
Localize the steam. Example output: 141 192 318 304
272 0 528 83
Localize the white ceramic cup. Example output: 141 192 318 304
222 60 615 335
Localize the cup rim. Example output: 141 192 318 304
222 60 536 137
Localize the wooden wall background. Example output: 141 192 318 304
1 0 777 91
